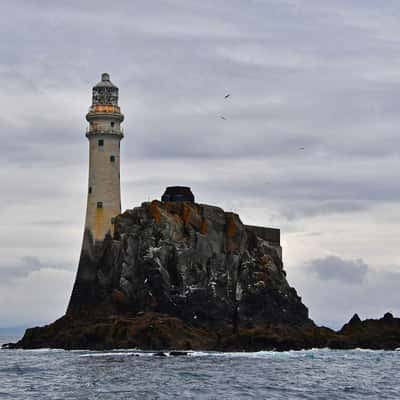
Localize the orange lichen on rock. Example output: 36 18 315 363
149 201 161 224
200 219 208 235
186 207 203 231
182 204 192 225
226 214 238 238
259 254 273 267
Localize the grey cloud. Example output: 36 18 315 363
307 255 369 284
191 158 400 219
279 201 370 220
0 257 71 282
2 0 400 169
0 257 42 281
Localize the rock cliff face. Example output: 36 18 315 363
68 201 310 328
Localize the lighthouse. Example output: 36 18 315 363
84 73 124 242
67 73 124 313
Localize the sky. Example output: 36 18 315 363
1 0 400 329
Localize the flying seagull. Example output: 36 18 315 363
220 115 227 120
224 94 230 99
299 147 305 150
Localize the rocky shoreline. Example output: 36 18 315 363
4 312 400 351
4 201 400 351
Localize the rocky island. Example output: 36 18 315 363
4 74 400 352
6 199 400 351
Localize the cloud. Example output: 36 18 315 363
0 256 71 283
1 257 42 280
307 255 369 284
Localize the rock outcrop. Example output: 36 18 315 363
336 312 400 349
8 201 400 351
68 201 310 328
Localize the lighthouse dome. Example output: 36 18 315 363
94 73 117 88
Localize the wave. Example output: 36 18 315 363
77 348 336 359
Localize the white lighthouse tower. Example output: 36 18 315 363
67 73 124 313
84 73 124 242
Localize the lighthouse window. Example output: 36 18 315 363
88 187 92 194
111 217 116 224
98 139 104 147
110 155 115 162
97 201 103 209
110 122 115 128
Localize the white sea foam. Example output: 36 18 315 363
353 348 386 353
188 348 333 359
79 351 145 358
23 348 66 353
77 348 328 359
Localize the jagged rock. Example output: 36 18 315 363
67 201 310 328
153 352 167 357
338 313 400 350
169 351 188 356
348 313 362 325
382 312 394 322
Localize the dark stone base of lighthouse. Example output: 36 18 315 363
9 200 400 351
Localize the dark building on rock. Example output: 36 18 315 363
162 186 195 203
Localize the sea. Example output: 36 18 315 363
0 335 399 399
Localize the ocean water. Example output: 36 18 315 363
0 335 399 399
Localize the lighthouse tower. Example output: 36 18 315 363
84 73 124 242
67 73 124 313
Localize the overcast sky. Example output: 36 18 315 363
1 0 400 329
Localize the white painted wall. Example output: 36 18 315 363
84 132 122 241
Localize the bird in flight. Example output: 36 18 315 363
224 94 230 99
299 147 305 150
220 115 227 120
